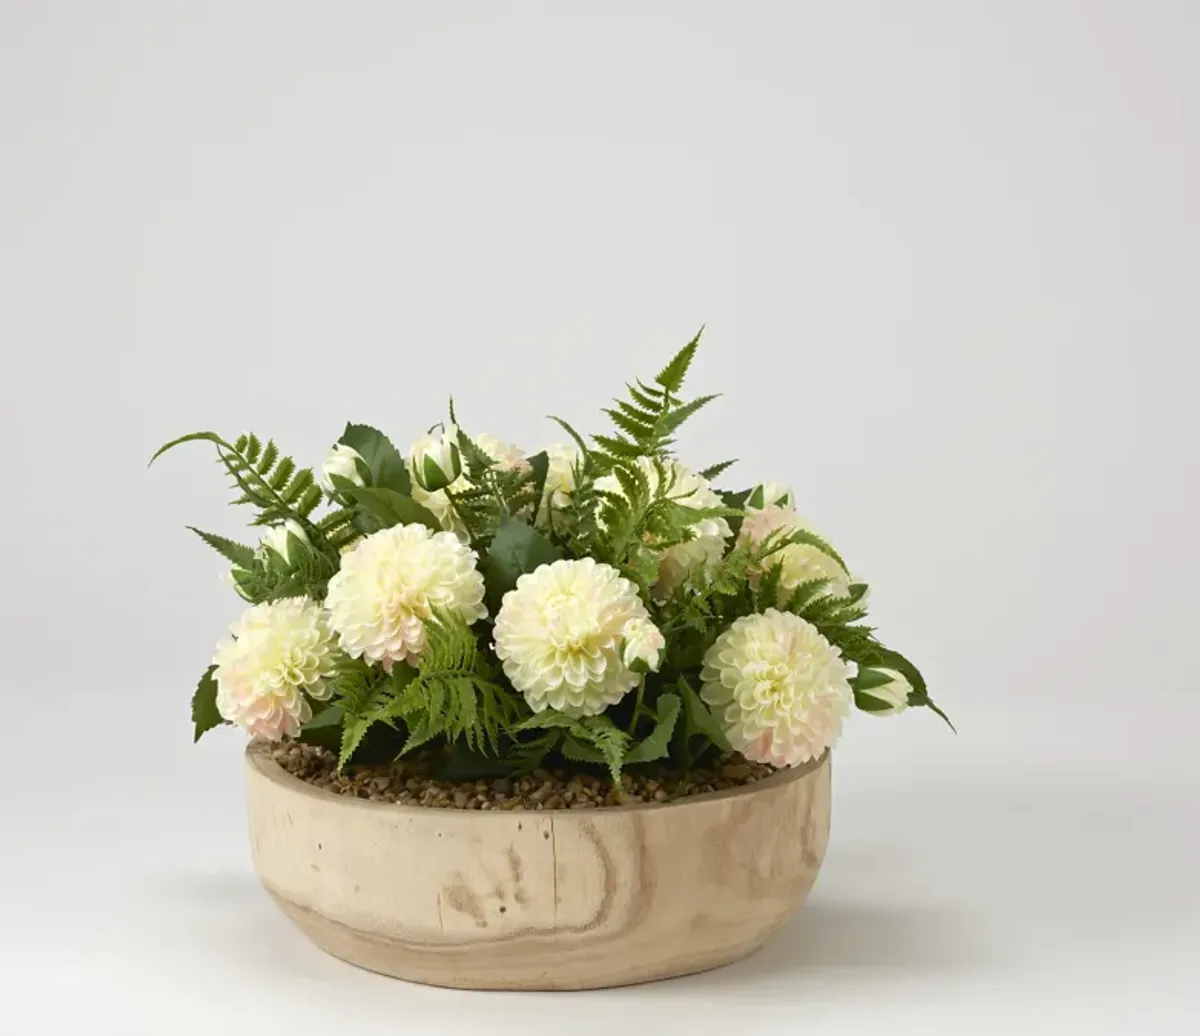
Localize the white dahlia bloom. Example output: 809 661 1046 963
621 616 665 673
409 431 530 534
738 505 852 604
701 609 852 768
594 457 732 597
856 667 911 716
212 597 337 741
493 558 652 716
535 442 581 527
325 523 487 668
319 443 366 493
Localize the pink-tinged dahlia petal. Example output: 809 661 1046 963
700 609 851 768
737 506 852 604
325 523 486 669
212 597 337 742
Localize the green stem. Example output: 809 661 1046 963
627 680 645 735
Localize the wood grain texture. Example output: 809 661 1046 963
245 743 831 990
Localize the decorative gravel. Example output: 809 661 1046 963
270 742 778 810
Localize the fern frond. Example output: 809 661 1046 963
187 527 256 570
654 328 703 394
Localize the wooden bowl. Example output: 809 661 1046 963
245 742 831 990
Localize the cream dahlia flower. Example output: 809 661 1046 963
325 523 487 668
701 609 852 768
535 442 581 527
493 558 655 716
212 597 337 741
738 505 852 604
409 430 530 534
857 667 911 716
594 457 732 597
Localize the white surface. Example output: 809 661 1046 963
2 2 1197 1032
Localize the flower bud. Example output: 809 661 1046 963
411 427 463 492
853 667 911 716
259 519 309 564
320 443 366 493
747 481 795 510
621 617 666 674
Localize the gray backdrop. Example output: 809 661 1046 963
2 2 1196 1033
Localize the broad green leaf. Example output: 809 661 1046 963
678 676 731 753
339 423 411 495
483 516 563 610
526 450 550 521
191 666 227 742
298 703 344 751
344 485 440 531
625 693 681 765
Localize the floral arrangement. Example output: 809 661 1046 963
152 333 948 789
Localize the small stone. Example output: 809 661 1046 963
492 778 513 794
722 762 752 780
653 789 668 802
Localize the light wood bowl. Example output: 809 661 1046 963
246 742 831 990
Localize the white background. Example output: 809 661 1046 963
2 1 1197 1032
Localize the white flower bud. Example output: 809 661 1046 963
748 482 795 510
855 667 911 716
411 426 463 492
320 443 366 493
259 519 309 564
621 617 665 674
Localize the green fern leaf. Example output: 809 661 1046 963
698 459 736 481
187 527 256 570
268 456 296 490
654 328 703 394
257 440 278 475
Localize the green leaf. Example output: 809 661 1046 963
344 485 440 531
656 393 719 437
654 327 703 394
548 416 591 457
698 459 736 481
339 423 411 495
854 690 899 713
191 666 227 742
625 693 681 765
526 449 550 521
783 528 850 575
483 515 563 609
851 667 895 693
187 527 256 570
298 704 345 752
678 676 731 754
148 430 225 467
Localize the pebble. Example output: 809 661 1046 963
270 743 778 812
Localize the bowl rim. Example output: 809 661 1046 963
246 741 828 818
